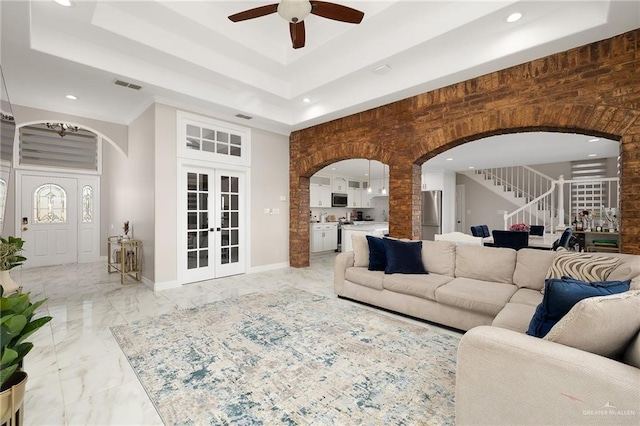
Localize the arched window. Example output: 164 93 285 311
34 184 67 223
82 185 93 223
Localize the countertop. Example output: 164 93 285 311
341 222 388 231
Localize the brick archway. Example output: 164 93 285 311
290 30 640 267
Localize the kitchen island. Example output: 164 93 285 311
341 222 389 252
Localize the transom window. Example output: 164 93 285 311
34 184 67 223
186 125 242 157
177 112 251 167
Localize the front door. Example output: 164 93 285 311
179 165 246 284
19 174 78 268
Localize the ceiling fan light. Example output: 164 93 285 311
278 0 312 23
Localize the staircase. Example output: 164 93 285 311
464 165 620 232
463 166 555 226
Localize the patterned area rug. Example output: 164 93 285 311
111 289 458 425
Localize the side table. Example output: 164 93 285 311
107 236 142 284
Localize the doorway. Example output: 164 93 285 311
178 164 246 284
16 171 100 268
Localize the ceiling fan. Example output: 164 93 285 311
228 0 364 49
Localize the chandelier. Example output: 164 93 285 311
46 122 79 137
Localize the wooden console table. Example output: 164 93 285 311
572 230 620 253
107 236 142 284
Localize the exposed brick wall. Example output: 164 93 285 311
290 29 640 267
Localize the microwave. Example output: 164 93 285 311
331 193 348 207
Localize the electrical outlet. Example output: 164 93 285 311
280 195 287 201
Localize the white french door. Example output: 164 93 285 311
179 164 246 284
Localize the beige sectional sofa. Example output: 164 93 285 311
334 239 640 425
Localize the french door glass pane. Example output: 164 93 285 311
218 173 240 266
187 171 209 271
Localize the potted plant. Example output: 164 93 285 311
0 236 26 295
0 287 52 424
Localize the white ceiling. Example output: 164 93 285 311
1 0 639 136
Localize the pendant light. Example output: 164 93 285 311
381 163 387 195
367 160 372 194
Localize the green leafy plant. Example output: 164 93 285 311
0 287 52 389
0 236 26 271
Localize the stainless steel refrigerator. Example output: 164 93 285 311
421 190 442 240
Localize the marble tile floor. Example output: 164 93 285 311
12 251 460 425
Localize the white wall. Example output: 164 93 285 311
150 104 290 285
103 105 155 280
250 128 289 268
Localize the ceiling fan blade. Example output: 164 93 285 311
228 4 279 22
310 1 364 24
290 22 306 49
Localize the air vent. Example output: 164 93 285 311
235 113 252 120
113 79 142 90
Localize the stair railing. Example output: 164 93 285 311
478 165 555 203
503 176 619 231
503 186 556 231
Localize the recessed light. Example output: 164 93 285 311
468 166 475 170
506 12 522 23
331 167 336 170
588 138 600 142
65 94 78 100
55 0 72 6
302 97 311 104
364 173 368 176
588 153 597 157
446 158 453 161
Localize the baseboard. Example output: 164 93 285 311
249 261 289 274
152 279 181 291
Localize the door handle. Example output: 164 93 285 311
22 226 28 231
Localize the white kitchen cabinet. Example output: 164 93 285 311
332 176 347 192
310 223 338 252
310 184 331 207
347 180 361 207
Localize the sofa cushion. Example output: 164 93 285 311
545 248 620 286
366 235 387 271
421 240 456 277
606 252 640 282
383 273 453 301
455 245 517 284
491 302 538 333
509 288 543 307
344 268 384 291
435 277 518 316
623 332 640 368
544 290 640 358
383 238 427 275
352 234 369 267
513 249 557 291
527 277 631 338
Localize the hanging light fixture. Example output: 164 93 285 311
381 163 387 195
46 122 79 137
367 160 372 194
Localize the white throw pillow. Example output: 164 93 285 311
351 234 369 267
544 290 640 358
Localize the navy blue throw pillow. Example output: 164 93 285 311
527 276 631 338
382 238 428 275
366 235 387 271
